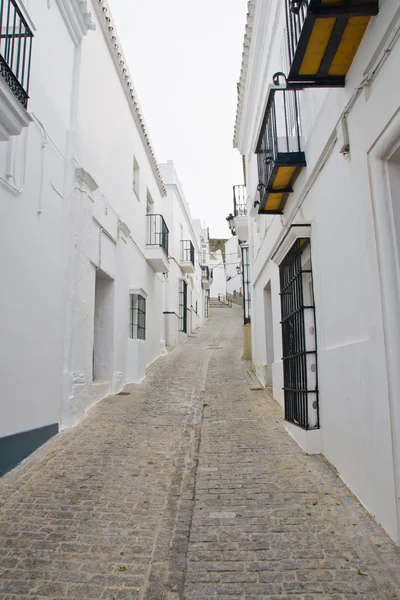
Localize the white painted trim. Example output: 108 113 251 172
0 78 32 142
368 106 400 544
118 220 131 240
285 422 322 455
75 167 98 192
271 224 311 265
55 0 95 45
129 287 148 299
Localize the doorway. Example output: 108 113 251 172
93 270 114 382
179 280 187 334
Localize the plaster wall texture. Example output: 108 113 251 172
0 1 208 460
235 0 400 543
225 236 242 296
209 250 227 299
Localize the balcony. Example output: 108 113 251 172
233 184 248 242
145 214 169 273
180 240 195 274
285 0 379 88
256 89 306 215
0 0 33 140
201 266 213 290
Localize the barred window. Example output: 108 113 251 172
129 294 146 340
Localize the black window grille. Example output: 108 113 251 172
279 238 319 430
242 246 251 324
129 294 146 340
0 0 33 108
233 185 247 217
146 214 169 255
179 280 187 333
181 240 195 266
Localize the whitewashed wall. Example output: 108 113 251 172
225 236 242 296
159 161 205 346
209 250 227 299
0 0 207 473
236 0 400 543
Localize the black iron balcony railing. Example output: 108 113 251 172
256 88 306 214
0 0 33 108
233 185 247 217
202 265 213 281
285 0 379 88
181 240 195 266
146 214 169 255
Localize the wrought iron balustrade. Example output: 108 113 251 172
285 0 379 87
146 214 169 255
0 0 33 108
202 266 210 280
233 185 247 217
256 88 306 214
181 240 195 266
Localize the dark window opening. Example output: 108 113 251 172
130 294 146 340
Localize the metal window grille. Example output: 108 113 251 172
181 240 195 266
179 280 187 333
0 0 33 108
279 238 319 430
242 246 251 324
129 294 146 340
233 185 247 217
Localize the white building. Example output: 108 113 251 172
234 0 400 544
159 161 207 346
209 246 227 300
225 236 242 297
0 0 208 474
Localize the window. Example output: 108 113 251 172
279 238 318 430
133 156 140 198
129 294 146 340
179 280 187 333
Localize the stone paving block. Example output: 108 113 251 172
1 307 400 599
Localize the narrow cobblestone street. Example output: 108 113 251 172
1 306 400 600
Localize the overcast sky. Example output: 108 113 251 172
109 0 247 238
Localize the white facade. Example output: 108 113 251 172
234 0 400 544
159 161 206 346
0 0 208 474
225 236 242 297
209 249 227 299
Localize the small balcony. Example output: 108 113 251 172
0 0 33 140
180 240 195 274
233 184 248 242
256 88 306 215
202 266 213 290
285 0 379 88
145 214 169 273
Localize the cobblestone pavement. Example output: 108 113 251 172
1 307 400 600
